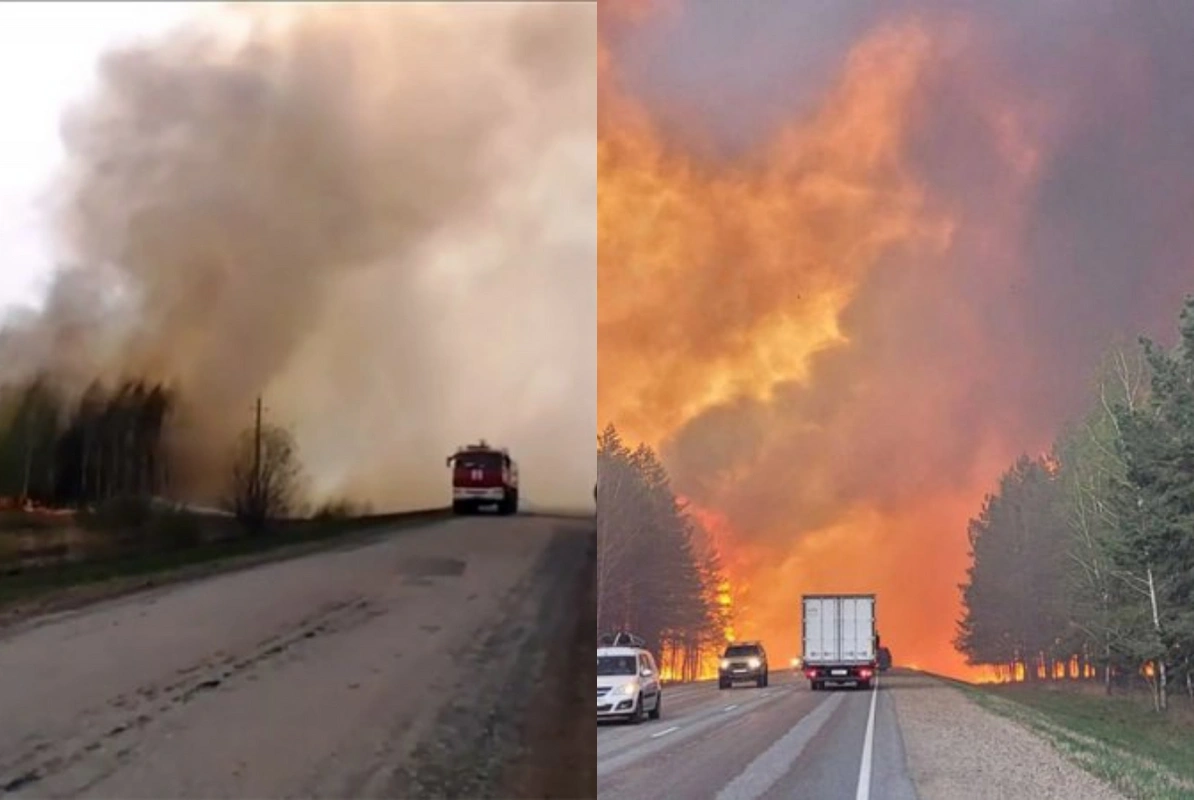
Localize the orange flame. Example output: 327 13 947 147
599 14 951 448
598 5 1040 683
1041 452 1061 477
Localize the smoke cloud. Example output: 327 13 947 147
600 1 1194 675
3 2 596 511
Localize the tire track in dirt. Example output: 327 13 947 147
0 515 593 799
0 595 381 794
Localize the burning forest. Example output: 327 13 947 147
598 1 1194 680
0 2 596 515
958 320 1194 708
597 424 733 682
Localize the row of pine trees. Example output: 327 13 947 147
597 425 732 681
957 298 1194 711
0 380 173 508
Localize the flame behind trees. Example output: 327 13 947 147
0 380 173 507
0 379 307 529
956 456 1071 680
957 299 1194 710
597 424 730 681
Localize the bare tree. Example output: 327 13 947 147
226 423 304 531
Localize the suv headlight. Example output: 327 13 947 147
719 658 730 670
747 657 761 669
614 683 638 696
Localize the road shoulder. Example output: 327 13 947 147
964 684 1194 799
0 511 451 636
502 520 596 799
868 680 919 800
890 672 1125 800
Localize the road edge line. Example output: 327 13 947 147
854 676 879 800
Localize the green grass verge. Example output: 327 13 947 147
0 509 450 620
964 683 1194 799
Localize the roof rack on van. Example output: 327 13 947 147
599 631 646 649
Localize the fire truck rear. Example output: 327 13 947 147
445 441 519 515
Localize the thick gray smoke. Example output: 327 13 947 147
3 2 596 511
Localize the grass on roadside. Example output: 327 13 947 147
965 682 1194 800
0 510 448 617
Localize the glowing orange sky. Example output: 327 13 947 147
600 19 950 446
597 6 1043 681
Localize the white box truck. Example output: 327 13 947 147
801 594 878 690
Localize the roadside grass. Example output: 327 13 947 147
0 509 449 624
0 511 70 531
964 682 1194 800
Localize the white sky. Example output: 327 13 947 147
0 2 202 319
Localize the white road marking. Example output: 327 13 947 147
715 692 845 800
598 685 794 778
854 677 879 800
723 704 739 712
650 725 680 739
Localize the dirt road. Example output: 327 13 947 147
0 514 595 799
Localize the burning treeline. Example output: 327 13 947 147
0 2 596 513
598 1 1194 679
958 317 1194 708
597 425 733 682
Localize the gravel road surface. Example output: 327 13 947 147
0 513 594 799
893 672 1125 800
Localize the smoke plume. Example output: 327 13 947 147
3 2 596 511
600 1 1194 675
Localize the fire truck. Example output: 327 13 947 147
445 440 519 515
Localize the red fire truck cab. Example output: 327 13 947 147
446 441 520 515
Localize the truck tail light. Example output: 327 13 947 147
859 668 873 679
804 668 817 680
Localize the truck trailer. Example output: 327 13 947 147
801 594 877 690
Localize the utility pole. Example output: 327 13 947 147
252 395 263 514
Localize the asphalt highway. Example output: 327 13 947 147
598 670 919 800
0 513 594 799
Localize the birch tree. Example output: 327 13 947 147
1110 302 1194 711
1055 344 1151 693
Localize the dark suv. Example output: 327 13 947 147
718 641 769 689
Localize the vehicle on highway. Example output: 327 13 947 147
446 440 519 515
878 645 892 671
718 640 769 689
802 594 877 690
597 632 662 723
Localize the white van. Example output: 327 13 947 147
597 643 662 723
